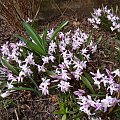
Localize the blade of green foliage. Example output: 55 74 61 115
28 76 39 91
62 114 67 120
71 115 81 120
113 107 120 113
96 35 102 45
83 72 94 83
42 28 48 52
111 7 114 14
90 94 105 97
54 110 64 115
81 76 95 94
51 21 69 40
115 5 119 14
75 52 84 61
116 39 120 45
20 46 28 59
1 58 19 75
22 22 42 47
8 87 35 91
46 70 57 77
87 34 92 46
115 47 120 61
67 111 74 114
17 36 46 55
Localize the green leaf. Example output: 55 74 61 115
51 21 69 40
90 94 105 97
22 22 42 47
7 87 35 91
96 35 102 45
84 72 94 83
62 114 67 120
17 35 46 55
1 58 19 75
28 76 39 91
81 76 95 94
20 46 28 59
67 111 74 114
115 5 119 14
87 34 92 46
42 27 48 52
115 39 120 45
46 70 57 77
113 107 120 113
54 110 64 115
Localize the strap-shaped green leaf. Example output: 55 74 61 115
46 70 57 77
22 22 44 49
83 71 94 83
51 21 69 40
28 76 39 91
54 110 64 115
62 114 67 120
17 36 46 56
90 94 105 97
87 34 92 46
8 87 35 91
81 76 95 94
96 35 102 44
1 58 19 75
42 27 48 52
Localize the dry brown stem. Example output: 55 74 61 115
0 0 42 31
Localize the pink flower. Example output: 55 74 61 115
58 81 71 92
1 42 10 56
25 53 35 65
37 64 46 72
94 8 102 16
1 91 12 98
112 69 120 77
39 78 50 95
90 69 104 79
48 41 57 54
74 89 85 96
47 28 54 38
61 69 71 80
101 95 118 112
42 56 49 64
19 64 33 76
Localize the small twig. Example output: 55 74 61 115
52 0 62 15
33 0 42 21
60 0 72 17
39 110 56 119
15 98 49 102
101 60 114 64
14 109 19 120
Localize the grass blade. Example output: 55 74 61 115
87 34 92 46
28 76 39 91
17 35 46 55
96 35 102 45
8 87 35 91
42 27 48 52
51 21 69 40
62 114 67 120
1 58 19 75
81 76 95 94
83 71 94 83
22 22 42 46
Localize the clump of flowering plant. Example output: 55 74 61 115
0 21 120 119
75 68 120 118
88 6 120 34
